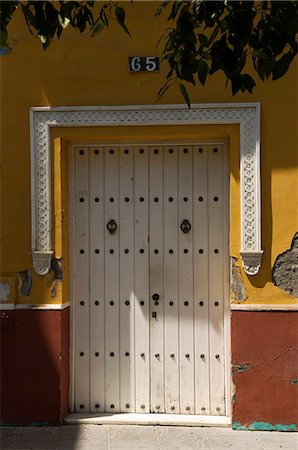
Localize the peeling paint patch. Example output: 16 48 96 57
290 379 298 385
19 270 32 298
230 257 247 301
272 232 298 297
0 421 49 427
30 421 49 427
232 421 297 431
0 46 12 56
232 362 251 374
50 258 63 298
0 282 11 301
51 258 63 281
231 380 237 405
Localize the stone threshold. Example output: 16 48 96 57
64 413 231 427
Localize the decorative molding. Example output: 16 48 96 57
30 103 262 275
0 302 70 311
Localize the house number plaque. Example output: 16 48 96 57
129 56 159 72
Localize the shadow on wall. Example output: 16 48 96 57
0 308 69 426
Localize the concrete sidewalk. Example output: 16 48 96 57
0 425 297 450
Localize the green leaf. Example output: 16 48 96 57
91 19 105 37
272 52 296 80
100 8 108 27
57 25 63 39
0 30 8 46
166 69 173 79
58 14 70 29
21 4 35 34
197 59 209 86
256 58 266 81
115 5 125 23
168 1 184 20
198 34 208 47
156 26 172 48
179 83 190 108
0 0 18 29
38 34 47 44
242 74 256 93
262 53 274 79
208 23 221 46
115 5 131 37
231 75 242 96
156 78 174 102
85 7 94 26
155 2 169 18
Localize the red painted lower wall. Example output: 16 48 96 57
231 311 298 429
0 308 69 425
1 308 297 427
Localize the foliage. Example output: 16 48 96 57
156 1 298 103
0 1 297 103
0 1 130 50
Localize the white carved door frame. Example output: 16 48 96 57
30 103 263 276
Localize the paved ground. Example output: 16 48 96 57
0 425 297 450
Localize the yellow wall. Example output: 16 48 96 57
0 2 297 306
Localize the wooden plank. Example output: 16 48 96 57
193 145 210 415
178 145 195 414
104 145 120 413
89 146 105 413
163 145 179 414
73 145 90 413
149 145 164 413
222 142 230 417
134 145 150 413
119 145 135 412
208 144 226 416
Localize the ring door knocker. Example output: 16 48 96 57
107 219 117 235
180 219 191 234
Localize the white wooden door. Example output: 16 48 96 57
71 143 229 416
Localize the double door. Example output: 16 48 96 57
71 142 229 416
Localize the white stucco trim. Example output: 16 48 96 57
0 302 70 310
30 103 262 275
231 303 298 311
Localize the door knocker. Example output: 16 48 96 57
107 219 117 235
180 219 191 234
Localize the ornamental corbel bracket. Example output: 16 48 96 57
240 251 264 276
32 251 53 275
